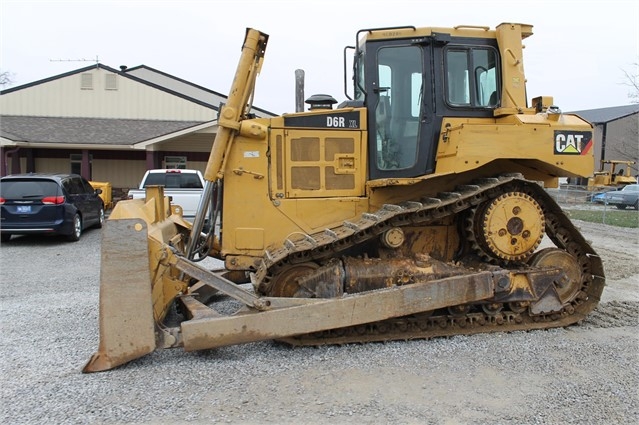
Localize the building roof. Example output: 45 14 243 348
0 63 278 149
0 63 276 118
569 104 639 124
122 65 275 117
0 115 209 149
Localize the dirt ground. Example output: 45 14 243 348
569 219 639 305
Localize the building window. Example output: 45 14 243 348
164 156 187 169
81 73 93 90
70 154 93 177
105 74 118 90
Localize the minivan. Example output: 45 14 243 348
0 173 105 242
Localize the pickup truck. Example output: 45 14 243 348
128 169 205 221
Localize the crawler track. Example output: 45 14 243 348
252 174 605 345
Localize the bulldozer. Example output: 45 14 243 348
83 24 604 373
587 159 637 189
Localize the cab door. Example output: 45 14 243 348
365 41 437 180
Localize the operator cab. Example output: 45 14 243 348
350 26 501 179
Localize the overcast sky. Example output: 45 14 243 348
1 0 638 114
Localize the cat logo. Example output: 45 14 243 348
554 131 593 155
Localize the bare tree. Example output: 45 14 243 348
622 61 638 104
608 63 639 174
608 135 638 175
0 70 14 87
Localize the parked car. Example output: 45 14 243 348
127 169 205 222
602 184 639 210
0 173 105 242
591 192 607 204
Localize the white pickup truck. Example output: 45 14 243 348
127 169 205 221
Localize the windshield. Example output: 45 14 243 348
143 173 203 189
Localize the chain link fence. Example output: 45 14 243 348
546 185 638 226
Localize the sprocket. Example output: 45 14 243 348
470 191 545 262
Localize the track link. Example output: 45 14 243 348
252 174 605 346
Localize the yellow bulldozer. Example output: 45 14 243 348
84 24 604 373
587 159 637 189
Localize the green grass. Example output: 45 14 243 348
564 207 639 228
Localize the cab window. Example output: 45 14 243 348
375 45 423 170
445 47 499 108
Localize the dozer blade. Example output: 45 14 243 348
83 219 156 373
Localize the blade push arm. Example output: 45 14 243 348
186 29 268 259
205 28 269 181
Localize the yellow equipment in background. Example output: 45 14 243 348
588 159 637 189
89 181 112 210
84 24 604 373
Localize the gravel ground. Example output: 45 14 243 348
0 218 638 425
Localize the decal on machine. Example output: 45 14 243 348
553 131 593 155
284 111 360 129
